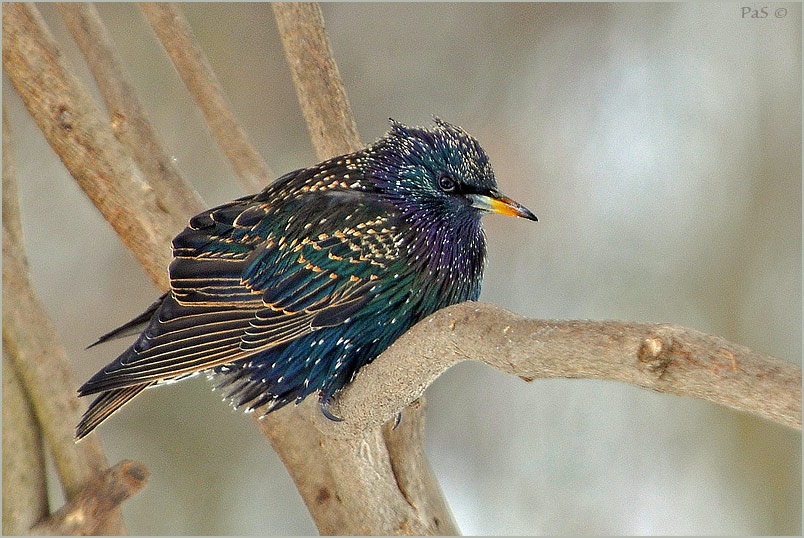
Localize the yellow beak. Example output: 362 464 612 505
467 192 538 221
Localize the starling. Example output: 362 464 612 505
75 118 537 439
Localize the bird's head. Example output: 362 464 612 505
367 118 537 224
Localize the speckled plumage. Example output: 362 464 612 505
76 118 536 439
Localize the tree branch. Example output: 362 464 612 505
318 303 802 436
2 1 177 290
255 397 457 535
2 350 50 535
29 460 149 536
272 2 362 159
57 2 206 219
139 2 271 191
2 73 134 534
2 107 50 536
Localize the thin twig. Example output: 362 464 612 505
272 2 362 159
2 2 177 290
139 2 270 191
57 2 206 220
29 460 149 536
321 303 802 436
1 202 118 520
1 105 23 248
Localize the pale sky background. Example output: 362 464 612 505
4 2 801 535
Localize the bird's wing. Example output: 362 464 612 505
78 185 402 395
86 293 168 349
75 383 153 439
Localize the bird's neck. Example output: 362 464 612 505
404 210 487 305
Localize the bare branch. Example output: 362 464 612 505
139 2 270 191
29 460 149 536
2 352 50 535
252 408 350 535
272 2 361 159
57 2 206 219
0 185 100 503
2 1 177 290
2 80 133 534
380 401 456 533
2 344 49 535
319 302 802 436
255 398 457 535
2 109 50 536
1 105 24 249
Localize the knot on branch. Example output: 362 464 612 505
55 104 73 132
637 334 676 377
29 459 149 535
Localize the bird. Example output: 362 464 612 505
75 118 537 440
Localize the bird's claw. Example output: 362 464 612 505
319 393 343 422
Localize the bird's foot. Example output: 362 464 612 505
319 393 343 422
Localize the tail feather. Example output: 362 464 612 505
75 383 153 440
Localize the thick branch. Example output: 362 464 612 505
272 2 361 159
318 303 802 437
29 460 149 536
252 404 353 535
57 2 206 220
255 396 457 535
2 1 176 289
139 2 270 191
379 402 456 534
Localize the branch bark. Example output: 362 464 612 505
2 349 49 535
2 107 49 536
2 78 133 534
29 460 149 536
272 2 361 158
57 2 206 219
2 1 177 290
319 303 802 437
139 2 271 191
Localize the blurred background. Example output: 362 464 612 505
4 2 800 534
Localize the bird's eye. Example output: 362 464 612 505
438 175 458 193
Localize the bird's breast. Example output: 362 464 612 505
398 216 487 312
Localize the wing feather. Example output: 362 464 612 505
80 186 403 400
75 383 152 439
78 162 412 438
